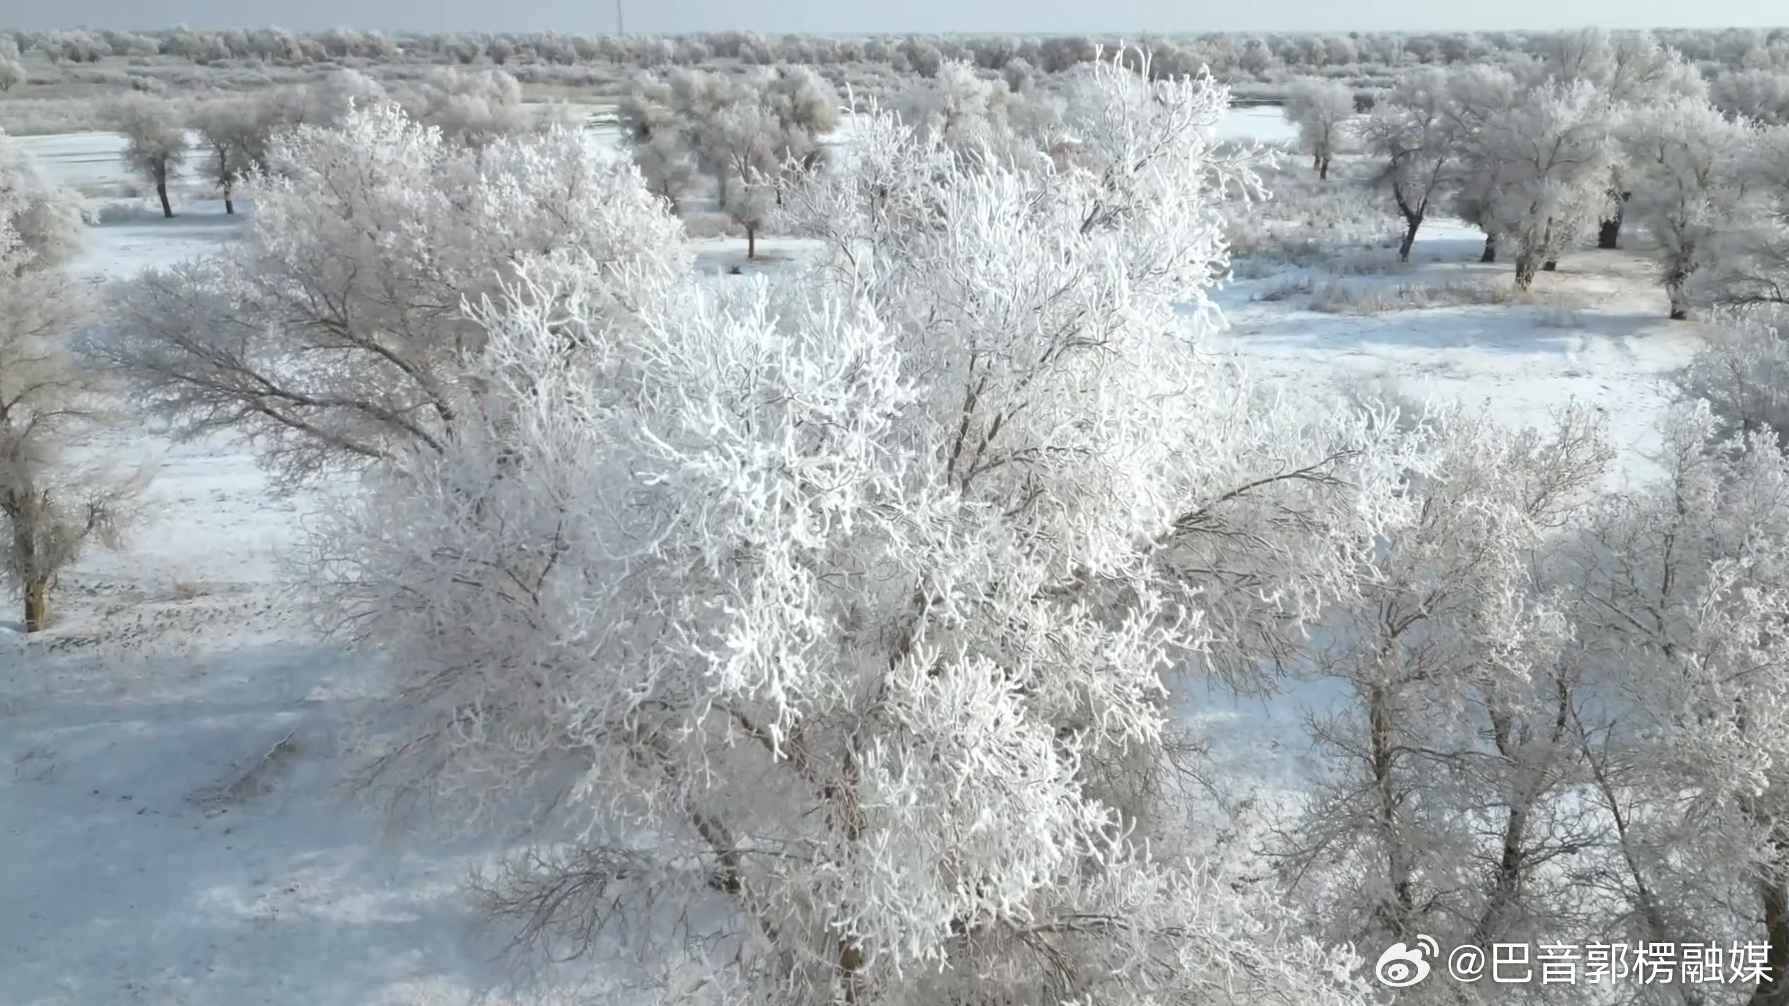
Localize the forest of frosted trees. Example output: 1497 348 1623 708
13 20 1789 1006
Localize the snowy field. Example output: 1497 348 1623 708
0 114 1703 1006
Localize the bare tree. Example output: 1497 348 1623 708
111 95 187 219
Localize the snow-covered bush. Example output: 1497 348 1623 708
1305 277 1517 313
1675 314 1789 443
316 49 1408 1006
1223 156 1402 269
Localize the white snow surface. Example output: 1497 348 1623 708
1210 104 1300 143
0 119 1706 1006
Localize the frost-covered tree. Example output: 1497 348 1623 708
0 58 23 93
0 131 82 271
671 68 748 207
633 67 762 210
1282 403 1611 966
1565 403 1789 1003
1530 31 1703 252
1284 76 1356 179
1477 79 1613 289
1534 27 1617 89
1699 124 1789 312
1592 32 1708 249
1439 64 1521 262
317 50 1400 1006
709 99 780 257
398 67 532 147
1712 68 1789 126
96 103 685 490
257 69 386 132
111 95 188 219
0 149 144 632
760 63 841 171
192 99 271 215
1675 316 1789 446
618 73 698 211
1360 67 1452 261
1001 56 1035 93
625 64 838 245
1617 97 1749 318
897 59 1026 152
633 129 697 213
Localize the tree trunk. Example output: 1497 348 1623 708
23 579 47 633
746 226 757 260
1363 681 1416 936
14 513 45 632
838 939 865 1004
1667 274 1691 320
1598 191 1630 249
1319 156 1330 181
1751 870 1789 1006
1481 234 1497 263
223 183 234 216
156 168 173 219
1514 252 1539 291
1397 216 1421 262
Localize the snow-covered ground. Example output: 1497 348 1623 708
0 116 1706 1006
1212 221 1702 489
1210 104 1299 143
17 129 209 194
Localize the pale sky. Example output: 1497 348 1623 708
6 0 1785 37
